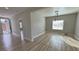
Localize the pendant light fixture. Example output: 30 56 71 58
54 11 59 20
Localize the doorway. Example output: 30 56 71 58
0 18 12 34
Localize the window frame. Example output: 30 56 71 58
52 20 64 30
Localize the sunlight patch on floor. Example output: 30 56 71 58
62 36 79 48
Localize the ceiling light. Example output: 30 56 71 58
54 11 59 20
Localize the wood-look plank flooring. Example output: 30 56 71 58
0 32 79 51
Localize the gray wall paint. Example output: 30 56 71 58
75 13 79 39
31 11 45 39
11 11 31 40
30 7 79 40
46 13 77 34
11 8 78 41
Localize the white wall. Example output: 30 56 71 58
75 13 79 40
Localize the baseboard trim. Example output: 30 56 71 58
24 37 33 42
32 32 45 41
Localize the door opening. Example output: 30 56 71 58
0 18 12 34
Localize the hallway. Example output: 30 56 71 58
0 32 79 51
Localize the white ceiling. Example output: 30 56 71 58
0 7 79 18
0 7 43 18
33 7 79 17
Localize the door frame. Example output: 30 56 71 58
0 17 12 34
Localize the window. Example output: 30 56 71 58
52 20 64 30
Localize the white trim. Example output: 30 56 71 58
32 31 45 41
24 37 33 42
74 35 79 40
